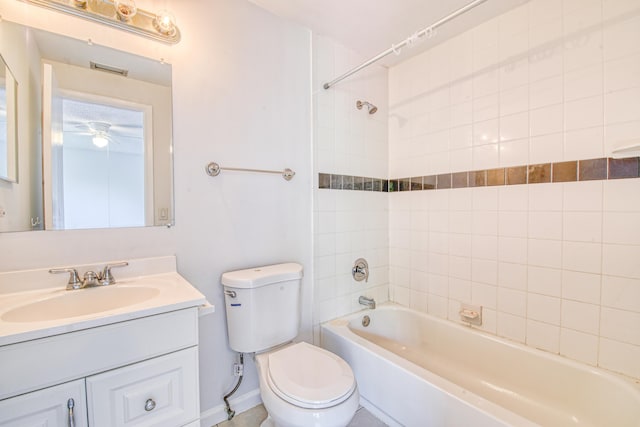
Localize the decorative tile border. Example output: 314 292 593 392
319 157 640 192
319 173 388 191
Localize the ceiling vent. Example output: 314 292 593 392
90 61 128 77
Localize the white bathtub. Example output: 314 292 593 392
321 303 640 427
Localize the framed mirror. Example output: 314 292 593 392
0 19 174 232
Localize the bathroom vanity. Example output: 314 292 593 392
0 256 208 427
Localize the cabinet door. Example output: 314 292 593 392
0 379 87 427
87 347 199 427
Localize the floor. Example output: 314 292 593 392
214 404 388 427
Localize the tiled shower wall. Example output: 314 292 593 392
313 35 389 330
388 0 640 379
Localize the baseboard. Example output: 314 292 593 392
359 396 402 427
199 388 262 427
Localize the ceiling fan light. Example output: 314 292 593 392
92 134 109 148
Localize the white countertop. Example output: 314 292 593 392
0 257 210 346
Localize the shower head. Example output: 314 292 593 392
356 100 378 115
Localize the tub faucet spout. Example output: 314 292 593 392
359 296 376 309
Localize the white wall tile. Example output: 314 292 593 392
471 282 497 309
560 328 599 365
563 211 602 243
564 126 604 159
529 266 562 297
528 239 562 269
564 29 602 72
602 275 640 312
497 312 526 343
498 287 527 316
499 262 528 291
602 244 640 279
603 179 640 211
528 293 561 324
498 237 528 264
529 212 563 240
604 53 640 92
527 319 560 353
562 241 602 274
562 270 601 304
599 338 640 378
530 76 563 110
529 183 563 211
472 258 498 285
605 87 640 124
500 112 529 142
563 181 603 211
561 300 600 334
600 307 640 345
603 15 640 61
500 85 529 116
499 212 528 237
603 212 640 245
530 133 564 163
565 95 603 131
530 104 564 137
564 63 603 101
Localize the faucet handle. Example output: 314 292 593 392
99 261 129 286
49 268 82 290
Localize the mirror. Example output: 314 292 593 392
0 53 18 184
0 19 173 232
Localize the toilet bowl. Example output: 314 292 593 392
255 342 360 427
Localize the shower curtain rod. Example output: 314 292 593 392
322 0 489 90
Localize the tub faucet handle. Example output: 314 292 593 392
352 258 369 282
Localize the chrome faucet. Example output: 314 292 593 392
359 295 376 309
50 261 129 290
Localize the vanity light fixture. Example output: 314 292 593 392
19 0 181 44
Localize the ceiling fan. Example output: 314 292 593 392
67 120 142 148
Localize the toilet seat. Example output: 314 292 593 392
266 342 356 409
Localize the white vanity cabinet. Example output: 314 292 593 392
0 379 87 426
0 307 201 427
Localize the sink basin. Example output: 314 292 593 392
1 286 160 323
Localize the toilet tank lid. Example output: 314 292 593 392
221 263 303 289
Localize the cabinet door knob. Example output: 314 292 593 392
144 398 156 411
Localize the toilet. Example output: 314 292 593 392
222 263 359 427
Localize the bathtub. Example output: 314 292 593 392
321 303 640 427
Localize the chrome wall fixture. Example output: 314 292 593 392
356 100 378 114
19 0 180 44
205 162 295 181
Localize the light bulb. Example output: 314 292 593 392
154 10 176 35
92 135 109 148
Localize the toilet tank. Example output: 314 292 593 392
222 263 303 353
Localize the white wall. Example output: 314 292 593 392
0 0 312 424
312 34 389 332
388 0 640 380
